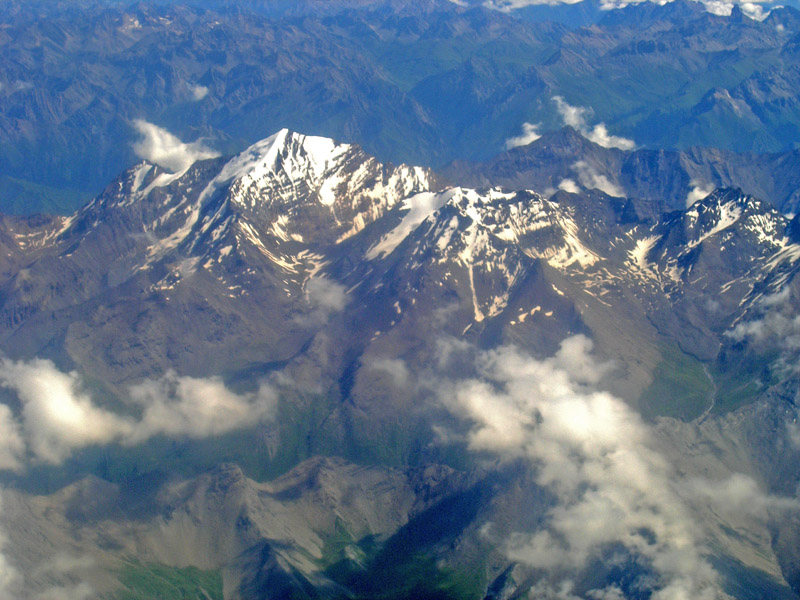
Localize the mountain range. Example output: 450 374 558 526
0 129 798 599
3 0 800 598
4 0 800 214
444 126 800 218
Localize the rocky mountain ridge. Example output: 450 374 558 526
0 129 797 406
0 130 798 599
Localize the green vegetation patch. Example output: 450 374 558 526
323 486 488 600
114 559 223 600
326 548 480 600
639 343 715 421
709 350 776 416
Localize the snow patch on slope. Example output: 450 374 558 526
629 235 660 270
367 189 461 259
687 200 743 248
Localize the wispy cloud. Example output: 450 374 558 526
726 286 800 372
0 358 278 469
299 276 349 325
687 473 800 517
505 122 542 150
132 120 220 173
435 335 797 598
686 180 715 207
306 277 348 314
126 372 277 444
483 0 584 11
190 84 209 101
482 0 772 20
557 178 581 194
0 81 33 96
31 555 98 600
553 96 636 151
363 357 411 387
704 0 771 20
572 160 624 197
0 359 133 465
34 583 95 600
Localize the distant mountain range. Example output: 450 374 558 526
3 0 800 598
444 126 800 217
0 129 798 599
4 0 800 214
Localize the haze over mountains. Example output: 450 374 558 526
1 0 800 599
4 0 800 213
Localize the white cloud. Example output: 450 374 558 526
484 0 584 9
727 286 800 371
438 336 723 598
482 0 772 19
740 2 769 19
572 161 624 197
190 84 209 101
553 96 591 130
437 334 800 597
522 579 631 600
550 334 613 385
0 359 278 469
553 96 636 151
585 123 637 151
505 122 542 149
600 0 651 9
589 585 628 600
687 180 715 207
132 120 220 173
32 555 98 600
0 359 133 464
127 372 277 443
704 0 771 19
557 179 581 194
688 473 800 517
306 277 348 314
301 276 349 325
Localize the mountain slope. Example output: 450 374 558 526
0 130 798 600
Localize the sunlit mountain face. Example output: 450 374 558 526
1 1 800 599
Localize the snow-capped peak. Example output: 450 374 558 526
223 129 351 200
196 129 352 207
